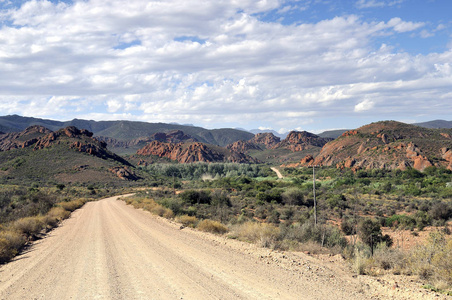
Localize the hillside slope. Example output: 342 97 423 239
0 115 253 148
0 126 138 184
135 141 259 164
298 121 452 171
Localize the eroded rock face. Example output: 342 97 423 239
296 121 451 171
109 166 139 180
0 125 51 151
226 140 262 153
278 131 332 152
250 133 281 149
96 130 197 150
137 141 258 163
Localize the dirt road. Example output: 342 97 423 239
0 195 429 299
271 167 284 179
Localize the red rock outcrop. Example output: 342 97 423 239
250 133 281 149
0 125 51 151
109 166 139 180
137 141 258 163
298 121 451 171
277 131 332 152
226 140 262 153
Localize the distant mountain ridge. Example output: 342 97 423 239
0 115 254 152
413 120 452 129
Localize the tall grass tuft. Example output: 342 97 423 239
197 219 229 234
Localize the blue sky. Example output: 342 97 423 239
0 0 451 134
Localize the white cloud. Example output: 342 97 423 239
0 0 450 132
354 99 375 112
356 0 404 9
387 17 424 33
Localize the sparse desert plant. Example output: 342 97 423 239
58 198 87 212
0 229 26 263
176 215 199 228
197 219 228 234
233 222 280 248
407 231 452 287
11 216 45 236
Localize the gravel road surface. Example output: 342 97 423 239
0 195 431 299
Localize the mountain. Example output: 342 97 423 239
249 129 287 139
278 131 333 152
135 141 259 164
413 120 452 129
96 130 198 155
297 121 452 171
0 115 254 151
226 131 332 164
318 129 348 139
0 126 139 184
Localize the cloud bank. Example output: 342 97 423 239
0 0 451 132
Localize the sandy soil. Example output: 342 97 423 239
0 195 448 299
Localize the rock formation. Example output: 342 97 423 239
136 141 258 163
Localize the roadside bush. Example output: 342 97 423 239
58 198 87 212
407 231 452 287
372 243 405 272
12 216 45 236
176 215 199 228
233 222 280 248
358 219 392 254
197 219 228 234
0 230 26 263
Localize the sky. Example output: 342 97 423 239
0 0 451 134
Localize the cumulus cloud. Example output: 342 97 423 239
354 99 375 112
356 0 405 9
0 0 450 132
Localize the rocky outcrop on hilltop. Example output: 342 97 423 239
0 125 51 151
96 130 197 150
278 131 333 152
251 133 281 149
226 140 262 153
136 141 258 163
298 121 452 171
151 130 197 143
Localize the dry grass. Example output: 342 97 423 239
0 197 87 264
197 219 229 234
57 198 87 212
232 222 280 248
12 216 45 236
0 230 26 263
176 215 199 228
126 196 174 219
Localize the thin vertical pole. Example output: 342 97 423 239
313 165 317 226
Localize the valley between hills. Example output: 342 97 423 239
0 114 451 299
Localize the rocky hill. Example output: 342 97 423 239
96 130 198 155
0 115 254 151
277 131 333 152
297 121 452 171
136 141 259 164
0 126 139 183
